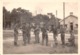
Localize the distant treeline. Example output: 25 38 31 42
3 7 61 29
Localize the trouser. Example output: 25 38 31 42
69 38 75 46
71 39 75 46
69 32 75 46
35 33 40 43
53 33 57 45
42 34 48 46
61 33 65 45
27 33 30 44
14 33 18 45
23 32 31 45
23 32 27 45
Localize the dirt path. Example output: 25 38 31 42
3 30 78 54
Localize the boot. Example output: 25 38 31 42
14 42 18 46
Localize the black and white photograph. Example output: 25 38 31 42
3 0 78 54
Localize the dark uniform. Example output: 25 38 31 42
26 25 31 44
68 23 75 46
68 33 75 46
14 24 18 46
34 26 40 43
22 23 31 45
51 25 58 45
41 27 48 46
60 25 65 45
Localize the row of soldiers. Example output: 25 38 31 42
14 23 75 46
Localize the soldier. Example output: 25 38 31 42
68 23 75 46
68 32 75 46
34 25 40 43
22 23 27 45
60 25 65 45
26 23 31 44
14 23 19 46
51 25 58 45
41 25 48 46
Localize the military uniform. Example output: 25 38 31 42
22 24 27 45
68 33 75 46
60 25 65 45
22 23 31 45
41 27 48 46
51 25 58 45
14 24 18 46
26 26 31 44
68 24 75 46
34 26 40 43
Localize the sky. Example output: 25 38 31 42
3 0 78 19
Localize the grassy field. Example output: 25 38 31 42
3 30 78 54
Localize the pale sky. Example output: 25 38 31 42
3 0 78 19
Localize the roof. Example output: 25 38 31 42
59 15 78 22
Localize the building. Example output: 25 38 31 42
60 12 78 33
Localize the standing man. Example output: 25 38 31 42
41 25 48 46
60 25 65 45
26 23 31 44
51 25 58 45
22 23 27 45
14 23 19 46
34 25 40 43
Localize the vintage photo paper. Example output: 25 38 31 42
1 0 80 55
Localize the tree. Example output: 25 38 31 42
32 14 49 28
3 7 7 28
3 7 11 29
10 8 20 24
10 7 32 28
16 8 32 25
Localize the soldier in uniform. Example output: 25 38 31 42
51 25 58 45
26 23 31 44
34 25 40 43
22 23 27 45
60 25 65 45
14 23 19 46
68 23 75 46
41 25 48 46
68 32 75 46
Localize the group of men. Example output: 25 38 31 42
14 22 75 47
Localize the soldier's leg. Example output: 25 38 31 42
27 33 30 44
36 34 38 43
54 34 57 45
23 33 27 45
61 34 63 44
24 36 27 45
61 36 64 45
36 33 40 43
46 34 48 46
71 33 75 46
72 39 75 46
42 34 45 45
61 34 65 45
62 34 65 45
23 33 25 43
14 33 18 46
35 34 37 43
